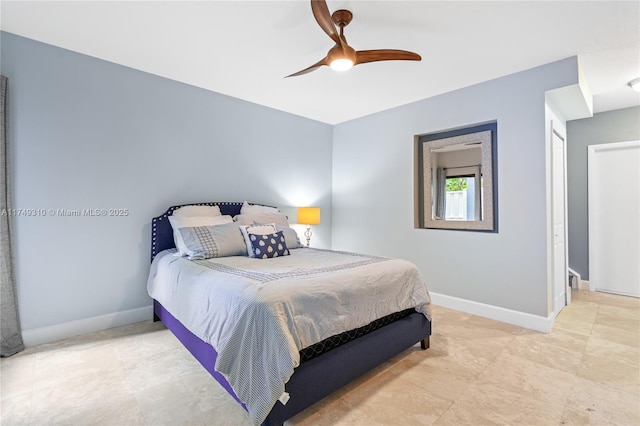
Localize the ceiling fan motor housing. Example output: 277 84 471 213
328 43 357 65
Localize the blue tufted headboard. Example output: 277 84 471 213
150 202 276 262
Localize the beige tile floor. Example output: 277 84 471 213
1 289 638 426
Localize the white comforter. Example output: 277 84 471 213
147 248 431 425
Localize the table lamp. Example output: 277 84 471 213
297 207 320 247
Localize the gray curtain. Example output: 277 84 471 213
1 75 24 357
435 167 446 219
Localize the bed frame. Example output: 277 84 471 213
150 202 431 426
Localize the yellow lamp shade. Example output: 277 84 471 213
297 207 320 225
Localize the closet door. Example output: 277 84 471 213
588 141 640 297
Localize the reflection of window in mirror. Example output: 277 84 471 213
444 175 479 221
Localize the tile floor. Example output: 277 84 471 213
1 290 638 425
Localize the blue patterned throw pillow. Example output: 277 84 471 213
248 230 290 259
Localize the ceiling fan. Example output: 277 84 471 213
286 0 421 78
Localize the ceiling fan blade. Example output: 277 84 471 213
355 49 422 65
285 57 329 78
311 0 340 44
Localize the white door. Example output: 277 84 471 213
551 125 569 316
588 141 640 297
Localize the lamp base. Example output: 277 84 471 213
304 226 312 247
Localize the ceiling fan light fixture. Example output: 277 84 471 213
628 77 640 92
330 58 354 71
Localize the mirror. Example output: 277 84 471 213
417 122 497 232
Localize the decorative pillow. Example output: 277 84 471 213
169 215 233 256
239 224 278 257
172 205 221 217
240 201 279 215
177 222 246 260
234 212 290 227
248 231 290 259
274 225 301 249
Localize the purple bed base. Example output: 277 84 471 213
151 202 432 426
154 300 430 426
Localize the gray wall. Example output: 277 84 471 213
567 106 640 280
1 32 333 331
1 28 603 333
332 58 580 318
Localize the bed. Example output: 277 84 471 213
148 202 432 426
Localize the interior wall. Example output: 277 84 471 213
332 57 581 318
2 28 602 335
566 106 640 281
1 32 333 331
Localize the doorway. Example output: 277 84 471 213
551 123 569 316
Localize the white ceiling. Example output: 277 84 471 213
2 1 639 124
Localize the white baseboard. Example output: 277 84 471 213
430 292 554 333
568 267 585 290
22 305 154 347
21 295 557 346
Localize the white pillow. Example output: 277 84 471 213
275 225 302 249
178 222 246 260
173 205 221 218
239 223 278 257
240 201 279 215
169 215 233 256
234 212 290 227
